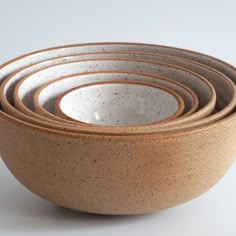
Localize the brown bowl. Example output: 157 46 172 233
0 109 235 214
0 42 235 215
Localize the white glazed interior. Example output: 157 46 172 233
36 72 197 121
1 43 234 114
15 59 213 117
57 82 181 126
0 43 234 134
1 48 232 112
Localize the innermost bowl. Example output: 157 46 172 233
55 81 185 126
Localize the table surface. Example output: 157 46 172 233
0 0 236 235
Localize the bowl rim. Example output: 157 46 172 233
6 50 234 133
0 42 235 136
12 58 217 134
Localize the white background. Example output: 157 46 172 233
0 0 236 235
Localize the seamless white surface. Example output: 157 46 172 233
0 0 236 235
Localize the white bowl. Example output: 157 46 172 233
55 80 185 126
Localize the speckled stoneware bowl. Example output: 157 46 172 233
54 80 185 126
0 107 235 214
34 71 198 124
12 59 216 134
0 42 235 215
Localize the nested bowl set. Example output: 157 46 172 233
0 42 235 215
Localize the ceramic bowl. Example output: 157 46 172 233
34 71 198 124
12 59 215 134
0 42 235 215
54 80 185 126
0 108 235 214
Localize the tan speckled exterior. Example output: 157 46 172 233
0 111 235 214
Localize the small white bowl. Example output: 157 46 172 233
55 80 185 126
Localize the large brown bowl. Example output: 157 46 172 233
0 109 235 214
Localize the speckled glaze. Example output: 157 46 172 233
12 59 216 134
0 43 235 133
1 50 233 117
0 42 236 215
0 46 235 134
55 81 185 126
0 49 234 134
34 71 198 124
14 59 214 116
